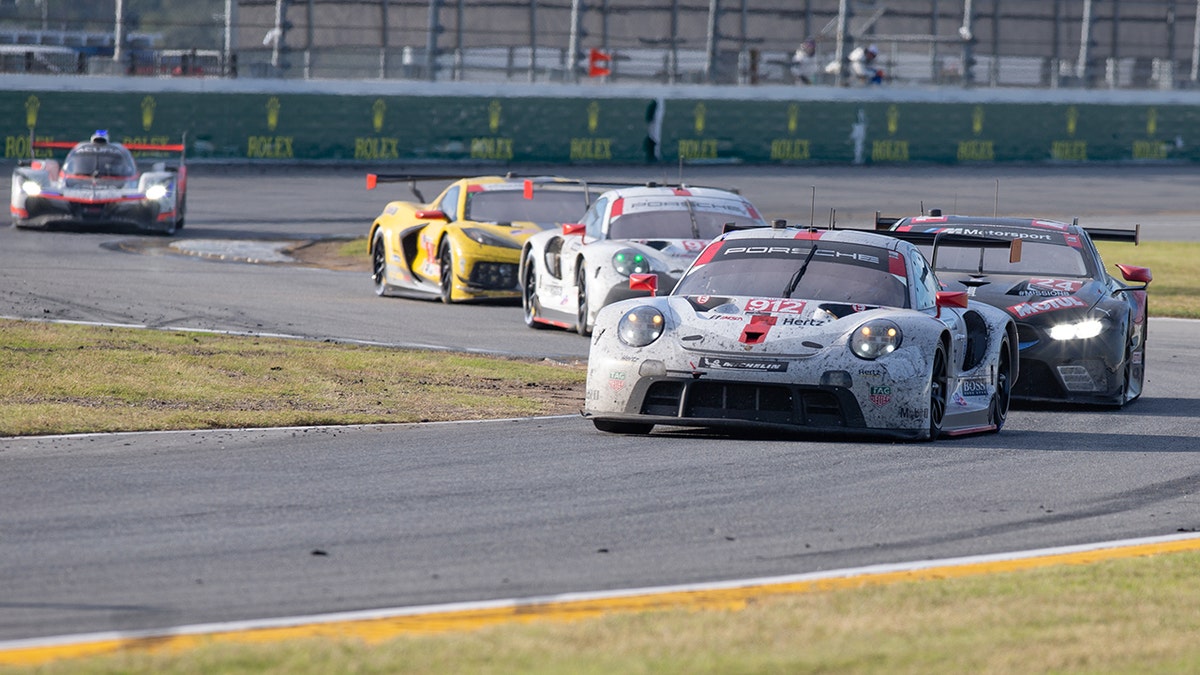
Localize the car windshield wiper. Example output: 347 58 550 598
783 243 819 298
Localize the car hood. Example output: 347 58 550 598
662 294 904 357
607 238 710 272
465 220 560 243
57 177 139 194
937 273 1105 321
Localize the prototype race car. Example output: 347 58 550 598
584 224 1019 440
10 130 187 235
879 212 1151 406
368 174 603 303
520 184 767 335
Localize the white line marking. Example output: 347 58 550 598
2 531 1198 652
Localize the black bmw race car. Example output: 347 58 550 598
879 212 1151 406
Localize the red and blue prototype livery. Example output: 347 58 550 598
10 130 187 235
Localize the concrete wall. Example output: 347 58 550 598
4 74 1199 166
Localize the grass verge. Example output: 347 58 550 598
0 319 585 437
8 550 1200 673
1096 240 1200 319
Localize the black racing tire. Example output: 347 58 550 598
175 195 186 230
928 342 948 441
155 219 177 236
575 264 591 337
593 419 654 435
439 239 454 304
522 251 547 329
371 233 388 297
990 338 1013 433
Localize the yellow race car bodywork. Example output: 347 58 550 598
368 175 596 303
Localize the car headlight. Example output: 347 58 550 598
21 180 42 196
612 248 651 277
617 306 665 347
144 184 169 200
1048 318 1104 340
850 319 902 359
462 227 520 249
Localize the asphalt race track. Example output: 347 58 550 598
1 163 1199 642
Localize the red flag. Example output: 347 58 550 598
588 48 612 77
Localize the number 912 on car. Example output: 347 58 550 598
583 226 1019 441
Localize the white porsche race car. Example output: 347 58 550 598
519 184 767 335
584 224 1019 441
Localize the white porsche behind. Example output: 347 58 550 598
520 184 767 335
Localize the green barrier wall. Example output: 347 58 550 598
4 88 1199 165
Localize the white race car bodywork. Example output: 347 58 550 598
583 227 1018 440
520 185 767 335
10 133 186 234
522 232 708 332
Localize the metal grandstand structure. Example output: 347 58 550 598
4 0 1200 89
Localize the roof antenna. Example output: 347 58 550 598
809 186 816 227
828 207 836 229
678 155 684 185
920 200 925 216
994 178 1000 217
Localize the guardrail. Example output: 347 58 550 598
3 75 1199 166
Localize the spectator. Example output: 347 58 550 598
826 43 885 85
791 38 819 84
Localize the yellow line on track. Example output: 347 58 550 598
5 534 1200 666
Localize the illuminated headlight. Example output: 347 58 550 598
22 180 42 196
850 319 902 359
1048 319 1104 340
144 184 169 200
617 306 665 347
612 248 651 277
462 227 520 249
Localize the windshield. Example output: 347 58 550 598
63 147 135 177
464 189 593 226
608 207 760 240
932 241 1090 278
675 239 909 308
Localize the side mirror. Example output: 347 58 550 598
935 291 969 317
414 209 449 221
1116 264 1152 285
629 273 659 296
562 223 586 236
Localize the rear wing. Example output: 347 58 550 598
875 227 1023 268
364 173 727 206
1082 224 1140 245
29 133 187 169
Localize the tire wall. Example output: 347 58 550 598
3 80 1198 165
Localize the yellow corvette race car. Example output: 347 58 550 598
367 174 602 303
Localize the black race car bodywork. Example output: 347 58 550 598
881 214 1151 406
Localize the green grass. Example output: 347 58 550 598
9 550 1200 673
1096 240 1199 318
0 320 585 437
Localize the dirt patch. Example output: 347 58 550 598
288 239 370 272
